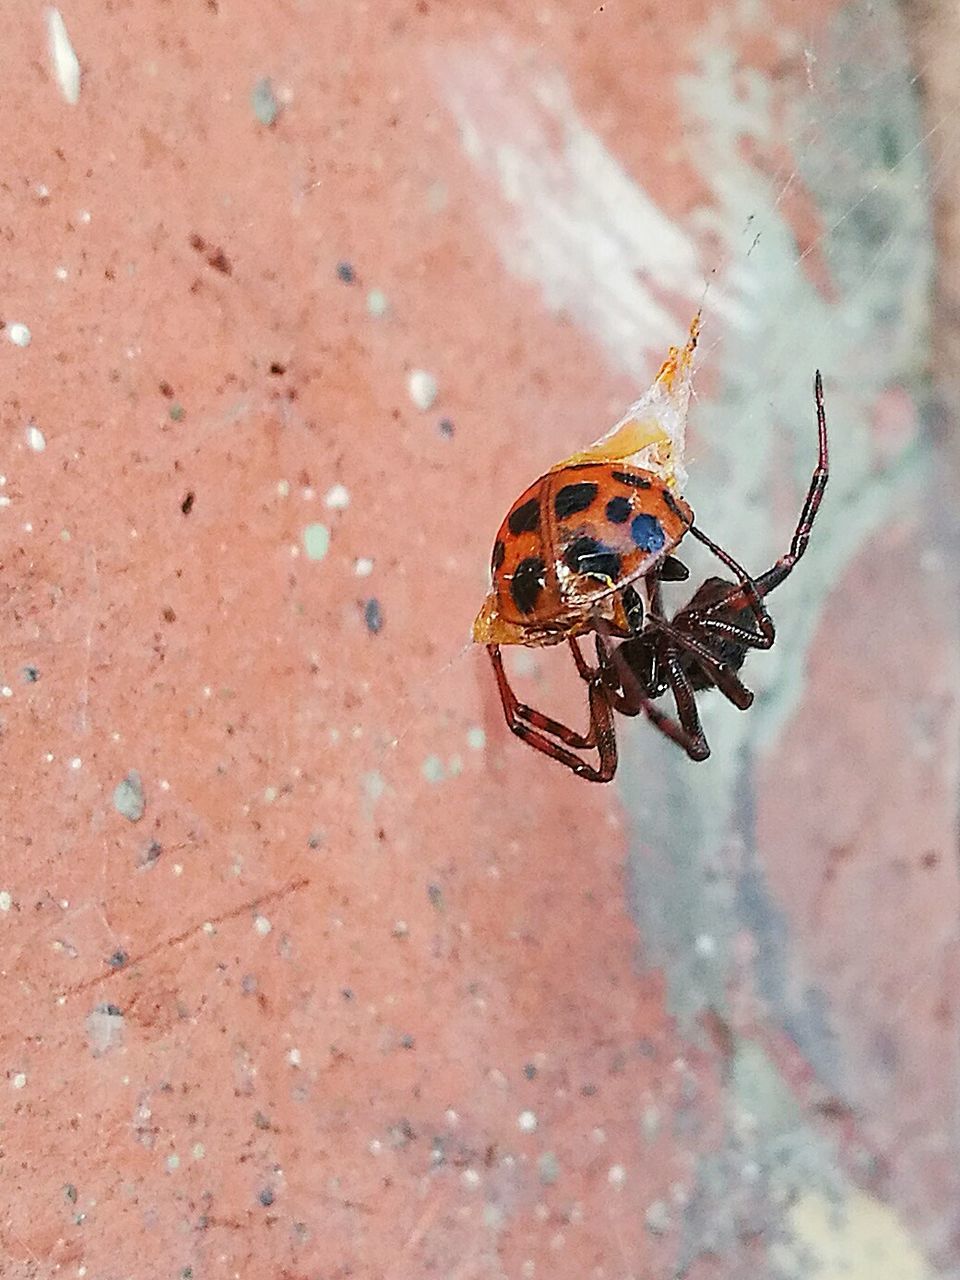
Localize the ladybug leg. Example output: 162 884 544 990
658 556 690 582
487 646 618 781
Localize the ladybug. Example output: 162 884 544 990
474 355 829 782
472 460 693 648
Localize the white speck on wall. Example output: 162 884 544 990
287 1047 301 1067
325 483 350 510
461 1168 481 1188
483 1202 505 1230
645 1199 671 1235
8 323 32 347
46 8 82 105
165 1153 180 1172
513 649 537 677
55 266 68 280
0 891 11 912
354 557 374 577
607 1164 626 1187
366 288 389 317
302 522 330 561
253 914 272 936
1 687 12 697
69 756 82 769
408 369 438 411
26 424 46 452
192 1143 205 1160
466 726 486 751
12 1072 27 1089
421 754 445 784
517 1110 538 1133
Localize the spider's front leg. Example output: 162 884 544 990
683 368 829 641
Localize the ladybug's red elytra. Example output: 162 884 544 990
475 319 829 782
473 462 692 648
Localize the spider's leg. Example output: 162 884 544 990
488 644 599 750
650 618 754 710
600 633 710 761
584 674 618 782
682 612 773 662
687 370 829 621
686 524 776 648
488 645 619 780
568 635 600 683
659 650 711 760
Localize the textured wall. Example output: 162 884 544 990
1 2 957 1278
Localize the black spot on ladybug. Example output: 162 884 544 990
508 497 541 535
631 513 666 552
491 539 506 571
563 536 622 581
661 488 689 521
510 556 547 613
605 495 632 524
612 470 652 488
555 482 598 519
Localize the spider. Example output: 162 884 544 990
486 372 829 780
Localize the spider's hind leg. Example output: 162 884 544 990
487 644 618 782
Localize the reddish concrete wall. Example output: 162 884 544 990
2 2 957 1278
